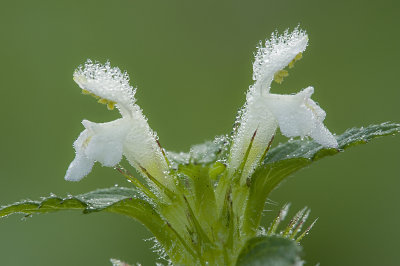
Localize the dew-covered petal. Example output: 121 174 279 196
73 60 136 116
123 112 169 181
253 28 308 93
308 120 338 148
228 96 278 180
83 119 130 167
65 129 95 181
65 119 130 182
65 154 94 181
265 87 338 148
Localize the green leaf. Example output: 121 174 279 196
0 187 194 264
166 135 229 167
242 159 311 235
236 236 302 266
0 187 149 217
242 122 400 234
265 122 400 163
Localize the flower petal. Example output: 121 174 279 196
229 96 278 179
65 154 94 181
265 87 338 148
73 60 136 116
253 28 308 93
83 119 129 167
65 129 95 181
123 113 169 181
65 119 130 181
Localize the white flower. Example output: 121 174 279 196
229 28 338 181
65 60 168 184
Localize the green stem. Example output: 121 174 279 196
115 165 156 200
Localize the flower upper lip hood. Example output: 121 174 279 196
73 60 137 117
65 61 169 185
228 28 338 182
252 29 308 94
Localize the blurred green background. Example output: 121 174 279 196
1 0 399 265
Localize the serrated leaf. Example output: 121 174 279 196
236 236 302 266
265 122 400 163
0 187 193 264
242 122 400 234
167 135 229 167
0 187 141 217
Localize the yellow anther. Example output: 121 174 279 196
273 53 303 84
97 98 116 110
295 52 303 60
274 70 289 84
107 102 116 110
98 98 108 105
288 52 303 69
81 89 116 111
82 89 100 99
